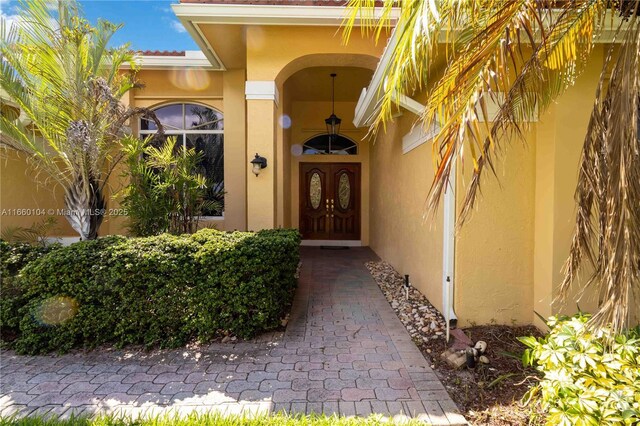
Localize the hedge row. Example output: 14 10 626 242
0 229 300 354
0 241 59 342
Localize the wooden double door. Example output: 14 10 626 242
300 163 360 240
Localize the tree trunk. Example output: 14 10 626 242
64 175 105 240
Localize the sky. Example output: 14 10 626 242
1 0 199 51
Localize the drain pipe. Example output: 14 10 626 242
442 161 458 343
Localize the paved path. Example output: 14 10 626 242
0 247 466 424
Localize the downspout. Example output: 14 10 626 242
443 161 458 342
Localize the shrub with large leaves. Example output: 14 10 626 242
520 314 640 425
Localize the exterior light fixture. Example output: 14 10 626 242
250 153 267 176
324 73 341 150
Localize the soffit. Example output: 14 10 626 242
284 66 373 102
172 3 398 70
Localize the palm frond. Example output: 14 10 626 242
454 0 608 223
0 217 58 246
343 1 614 225
0 0 161 239
560 10 640 332
343 0 640 330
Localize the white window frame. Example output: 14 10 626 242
139 103 225 220
301 134 358 156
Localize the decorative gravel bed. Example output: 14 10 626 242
366 260 544 426
365 261 448 350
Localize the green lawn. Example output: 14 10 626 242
0 413 426 426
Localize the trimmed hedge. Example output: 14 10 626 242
0 241 59 342
2 229 300 354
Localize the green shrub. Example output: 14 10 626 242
8 228 300 354
519 313 640 425
119 136 224 236
0 241 59 342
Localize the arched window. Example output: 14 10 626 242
302 134 357 155
139 103 224 217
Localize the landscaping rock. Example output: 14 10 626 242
365 261 447 347
440 348 467 369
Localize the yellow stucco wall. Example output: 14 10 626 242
245 26 385 82
242 25 382 231
454 136 536 326
222 69 248 231
368 114 445 314
134 69 223 100
280 84 293 229
246 98 278 231
367 44 632 328
0 149 76 237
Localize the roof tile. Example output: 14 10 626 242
138 50 187 57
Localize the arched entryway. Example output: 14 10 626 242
280 65 373 245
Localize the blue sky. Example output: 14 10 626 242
1 0 199 51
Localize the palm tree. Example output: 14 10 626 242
344 0 640 331
0 0 163 240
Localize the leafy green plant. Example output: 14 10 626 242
119 136 222 236
0 240 59 342
5 228 299 354
519 313 640 425
0 217 58 247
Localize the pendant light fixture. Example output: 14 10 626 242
324 73 342 153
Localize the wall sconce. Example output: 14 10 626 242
250 153 267 176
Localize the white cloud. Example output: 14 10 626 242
154 5 172 14
170 20 186 34
1 1 58 35
1 1 59 33
0 0 19 30
1 13 21 33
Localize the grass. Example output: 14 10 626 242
0 413 426 426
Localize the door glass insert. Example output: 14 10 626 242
309 173 322 209
338 173 350 209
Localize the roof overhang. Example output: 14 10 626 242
172 3 399 70
121 51 213 70
353 24 399 128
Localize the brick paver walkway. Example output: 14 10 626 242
0 247 466 424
